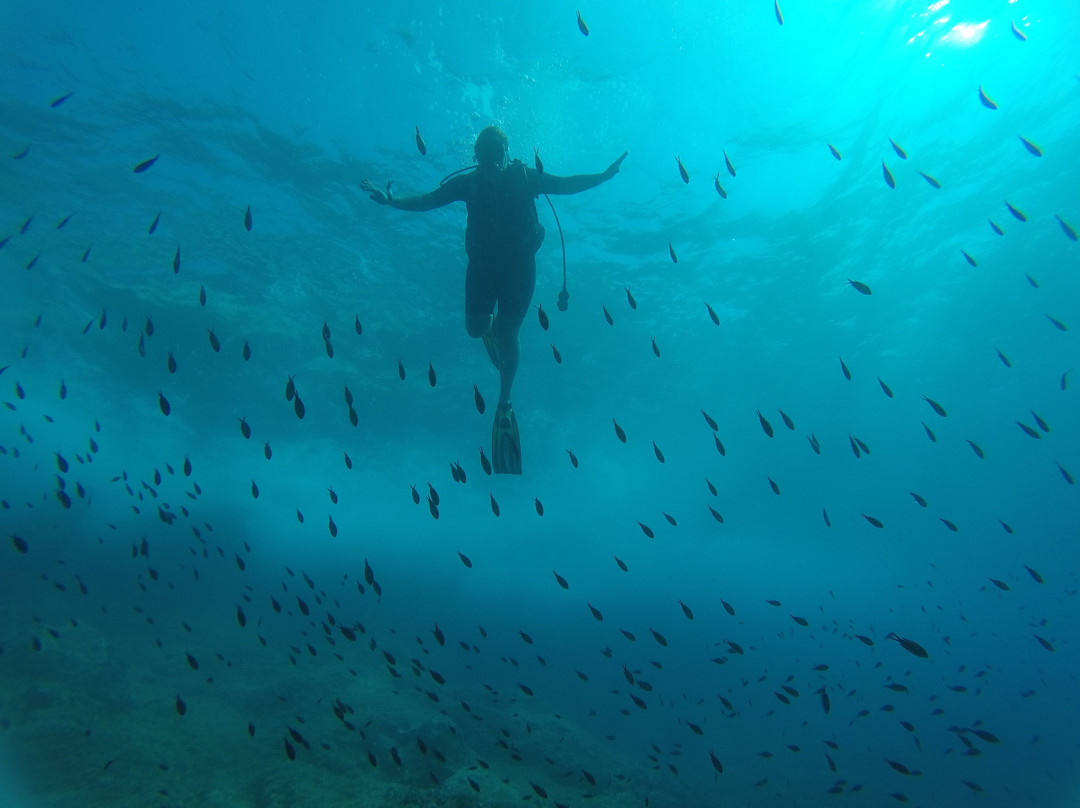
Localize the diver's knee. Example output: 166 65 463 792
465 313 491 339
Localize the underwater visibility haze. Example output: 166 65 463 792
2 0 1079 806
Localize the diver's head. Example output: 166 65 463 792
474 125 508 172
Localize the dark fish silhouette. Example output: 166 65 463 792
613 419 626 442
625 288 637 309
919 172 941 189
862 514 884 528
713 174 727 198
158 391 170 416
882 161 895 188
614 555 628 572
840 356 851 380
757 410 774 437
415 125 426 155
551 344 562 363
878 378 893 397
676 156 689 183
244 206 252 231
828 143 842 160
473 385 485 414
148 211 161 234
848 279 872 295
133 154 159 173
924 396 947 417
576 10 589 35
886 632 928 658
978 85 998 109
724 151 736 176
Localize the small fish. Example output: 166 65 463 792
848 279 872 295
12 145 29 159
922 421 937 442
923 396 947 417
881 161 895 188
919 172 941 189
172 245 180 273
651 337 660 358
961 250 977 267
625 288 637 309
536 303 549 330
774 0 783 25
909 492 928 507
614 555 628 572
554 571 569 589
778 408 794 429
428 362 436 387
490 493 500 516
354 315 362 335
978 85 998 110
724 151 736 177
988 219 1004 236
1062 369 1072 390
613 419 626 443
668 240 677 263
862 514 884 528
653 441 665 463
886 631 928 658
709 506 724 523
676 156 689 184
1010 20 1027 40
1005 200 1027 221
576 10 589 36
264 442 272 459
158 391 171 416
603 306 614 325
828 143 842 160
940 518 958 532
1057 462 1074 485
967 439 985 459
208 328 220 352
638 522 654 539
1025 565 1044 583
1056 215 1078 241
243 205 252 231
551 344 562 364
294 392 305 419
588 603 603 621
1018 135 1042 157
840 356 851 380
534 148 544 173
199 285 207 306
713 174 727 198
889 139 907 159
705 302 720 325
81 245 91 262
1034 635 1055 651
1026 274 1039 287
878 378 893 397
769 478 780 495
702 410 718 431
1046 314 1068 331
709 750 724 773
415 125 426 155
175 694 187 716
650 627 667 646
566 448 578 468
148 211 161 234
1032 410 1050 432
994 346 1011 367
757 410 774 438
133 154 159 173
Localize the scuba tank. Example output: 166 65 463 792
440 158 569 310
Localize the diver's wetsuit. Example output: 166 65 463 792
442 159 545 323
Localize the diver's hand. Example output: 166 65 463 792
603 152 628 180
361 178 392 205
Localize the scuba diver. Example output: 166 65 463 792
362 125 627 475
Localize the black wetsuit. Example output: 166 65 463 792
444 160 545 320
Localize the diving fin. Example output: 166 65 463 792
482 326 501 370
491 403 521 475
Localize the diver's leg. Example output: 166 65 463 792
493 313 523 408
464 260 497 364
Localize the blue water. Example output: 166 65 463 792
2 1 1079 806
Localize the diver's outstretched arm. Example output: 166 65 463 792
360 177 462 211
532 152 627 196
